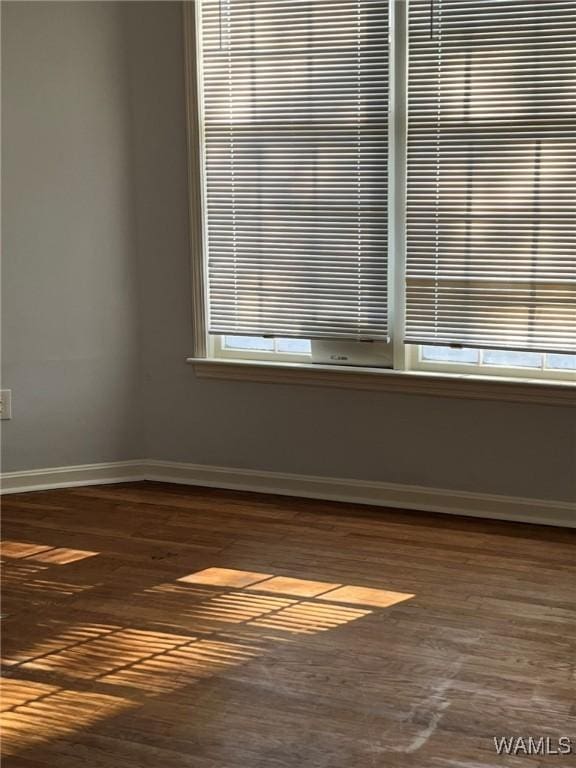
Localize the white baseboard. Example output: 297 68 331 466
3 459 573 528
0 460 145 494
143 460 575 528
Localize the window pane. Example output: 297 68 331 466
276 338 311 355
223 336 274 352
421 346 480 364
546 354 576 371
482 350 542 368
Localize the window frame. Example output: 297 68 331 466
210 335 312 364
408 345 576 382
184 0 575 393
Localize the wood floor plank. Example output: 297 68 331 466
2 481 575 767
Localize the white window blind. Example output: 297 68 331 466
199 0 389 340
406 0 576 353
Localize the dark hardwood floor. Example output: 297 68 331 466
1 482 575 767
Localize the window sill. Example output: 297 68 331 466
187 358 575 407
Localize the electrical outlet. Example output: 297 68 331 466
0 390 13 420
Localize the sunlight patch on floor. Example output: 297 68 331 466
1 679 135 756
1 563 414 757
1 541 98 565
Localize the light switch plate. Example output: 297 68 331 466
0 390 13 420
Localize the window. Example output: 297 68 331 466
406 0 575 355
200 0 389 343
188 0 576 384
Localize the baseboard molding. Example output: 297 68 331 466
143 460 575 528
2 459 574 528
0 461 145 494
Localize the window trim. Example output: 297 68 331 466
184 0 209 358
209 338 575 384
183 1 575 401
187 356 576 406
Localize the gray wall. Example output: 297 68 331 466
3 2 575 505
2 1 142 471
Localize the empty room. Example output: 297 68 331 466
1 1 575 766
